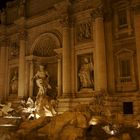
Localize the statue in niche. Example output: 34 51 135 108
78 57 94 89
33 65 56 116
18 0 25 17
9 68 18 94
33 65 51 97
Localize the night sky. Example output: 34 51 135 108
0 0 14 10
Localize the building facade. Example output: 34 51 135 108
0 0 140 122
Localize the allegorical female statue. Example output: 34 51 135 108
78 57 94 89
10 69 18 94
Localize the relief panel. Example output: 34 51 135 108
75 20 92 44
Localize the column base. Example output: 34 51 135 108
61 93 72 98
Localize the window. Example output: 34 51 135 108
123 102 133 114
113 1 133 38
115 49 136 92
119 59 131 83
118 10 128 28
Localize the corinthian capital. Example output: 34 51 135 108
60 15 71 27
91 7 104 21
19 30 27 40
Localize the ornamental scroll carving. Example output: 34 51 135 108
76 21 92 42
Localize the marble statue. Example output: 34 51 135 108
78 57 94 88
33 65 56 117
10 69 18 94
33 65 51 97
0 102 14 116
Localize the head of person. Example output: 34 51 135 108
39 65 45 71
84 57 89 63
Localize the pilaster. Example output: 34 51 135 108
18 31 26 98
29 60 34 97
133 2 140 90
54 48 63 98
60 14 72 97
15 17 27 98
91 7 107 92
0 36 8 101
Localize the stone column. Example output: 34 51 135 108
0 38 7 100
29 61 34 97
104 12 115 93
133 3 140 90
70 22 76 98
18 31 26 98
61 15 71 97
91 7 107 91
57 58 62 97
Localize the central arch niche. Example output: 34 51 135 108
30 32 62 97
32 32 61 57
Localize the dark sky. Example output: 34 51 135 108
0 0 14 10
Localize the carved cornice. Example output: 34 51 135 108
14 17 26 28
0 36 9 47
91 7 104 21
54 1 72 15
132 2 140 14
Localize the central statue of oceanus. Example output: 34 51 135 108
33 65 57 117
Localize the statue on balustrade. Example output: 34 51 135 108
78 57 94 89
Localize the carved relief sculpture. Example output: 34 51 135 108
9 67 18 94
78 55 94 90
76 21 92 42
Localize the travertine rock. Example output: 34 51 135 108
17 116 51 135
59 125 84 140
107 137 120 140
122 133 131 140
38 109 91 140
